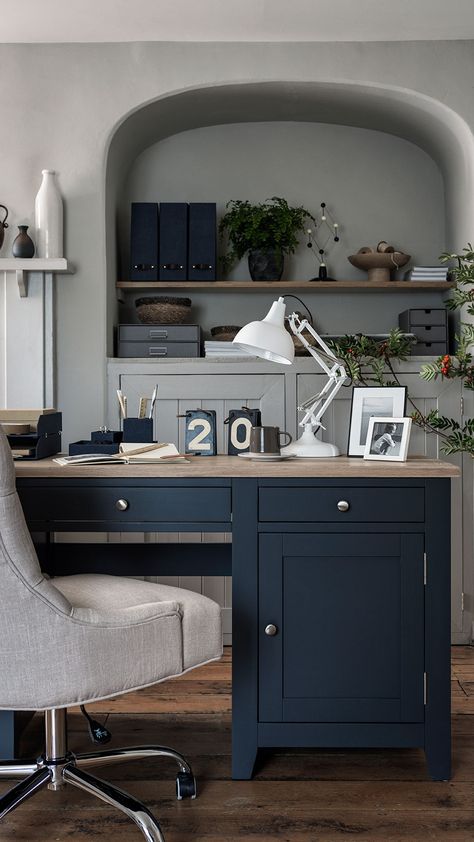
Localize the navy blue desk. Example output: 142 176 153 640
8 456 458 780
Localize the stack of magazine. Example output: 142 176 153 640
404 266 449 282
204 341 252 358
54 442 188 466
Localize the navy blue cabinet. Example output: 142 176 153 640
259 532 424 724
232 477 451 783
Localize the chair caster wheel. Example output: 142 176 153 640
176 771 197 800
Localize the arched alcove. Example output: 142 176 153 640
105 80 474 350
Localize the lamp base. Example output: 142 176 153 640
281 426 340 458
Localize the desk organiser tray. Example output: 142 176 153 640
1 409 61 459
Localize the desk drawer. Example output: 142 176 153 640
259 487 424 523
117 341 200 358
20 487 231 524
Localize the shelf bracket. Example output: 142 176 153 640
16 269 28 298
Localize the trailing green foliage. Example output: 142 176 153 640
326 329 413 387
416 245 474 454
218 197 315 273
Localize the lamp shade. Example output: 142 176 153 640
232 297 294 365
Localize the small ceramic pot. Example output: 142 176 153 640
12 225 35 258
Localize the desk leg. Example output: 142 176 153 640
425 479 451 781
232 478 259 780
0 712 15 760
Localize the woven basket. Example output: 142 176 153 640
210 325 242 342
135 296 192 325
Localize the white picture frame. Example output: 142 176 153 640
347 386 407 457
363 417 412 462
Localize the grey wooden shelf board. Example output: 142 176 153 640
117 280 454 292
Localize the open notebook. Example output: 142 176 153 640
53 442 188 466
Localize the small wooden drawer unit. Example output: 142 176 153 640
258 485 425 522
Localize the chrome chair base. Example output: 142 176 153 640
0 710 197 842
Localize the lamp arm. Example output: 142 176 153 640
288 313 347 430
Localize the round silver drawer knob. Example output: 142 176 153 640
337 500 350 512
265 624 278 637
116 499 129 511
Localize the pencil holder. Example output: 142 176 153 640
122 417 154 443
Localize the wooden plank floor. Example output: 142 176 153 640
3 647 474 840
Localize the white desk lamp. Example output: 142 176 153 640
233 296 347 457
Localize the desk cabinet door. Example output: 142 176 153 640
259 532 425 724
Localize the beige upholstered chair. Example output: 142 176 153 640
0 427 222 841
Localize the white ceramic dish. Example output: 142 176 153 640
237 452 294 461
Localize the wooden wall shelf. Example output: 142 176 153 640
117 280 454 293
0 258 73 297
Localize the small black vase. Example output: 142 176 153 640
12 225 35 258
248 248 284 281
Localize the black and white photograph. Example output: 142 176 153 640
347 387 407 456
363 416 412 461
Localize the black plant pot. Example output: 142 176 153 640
248 248 284 281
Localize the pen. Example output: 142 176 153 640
116 389 127 420
149 385 158 419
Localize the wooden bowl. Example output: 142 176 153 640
348 252 410 282
135 296 192 324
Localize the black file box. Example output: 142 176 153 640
188 203 216 281
159 203 188 281
130 203 159 282
122 417 154 443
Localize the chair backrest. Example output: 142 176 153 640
0 426 73 672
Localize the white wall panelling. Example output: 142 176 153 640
0 260 72 409
0 269 54 407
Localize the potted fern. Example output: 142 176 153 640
219 196 315 281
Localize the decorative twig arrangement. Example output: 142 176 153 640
306 202 341 281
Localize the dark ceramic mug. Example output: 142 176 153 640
249 426 292 455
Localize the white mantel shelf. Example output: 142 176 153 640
0 258 73 297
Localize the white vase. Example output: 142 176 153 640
34 170 63 258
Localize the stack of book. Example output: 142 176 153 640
204 341 253 359
405 266 449 281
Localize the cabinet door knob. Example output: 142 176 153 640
116 499 129 511
337 500 350 512
265 624 278 637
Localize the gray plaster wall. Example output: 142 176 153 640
0 41 473 440
118 121 444 337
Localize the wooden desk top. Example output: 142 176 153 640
15 455 460 480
